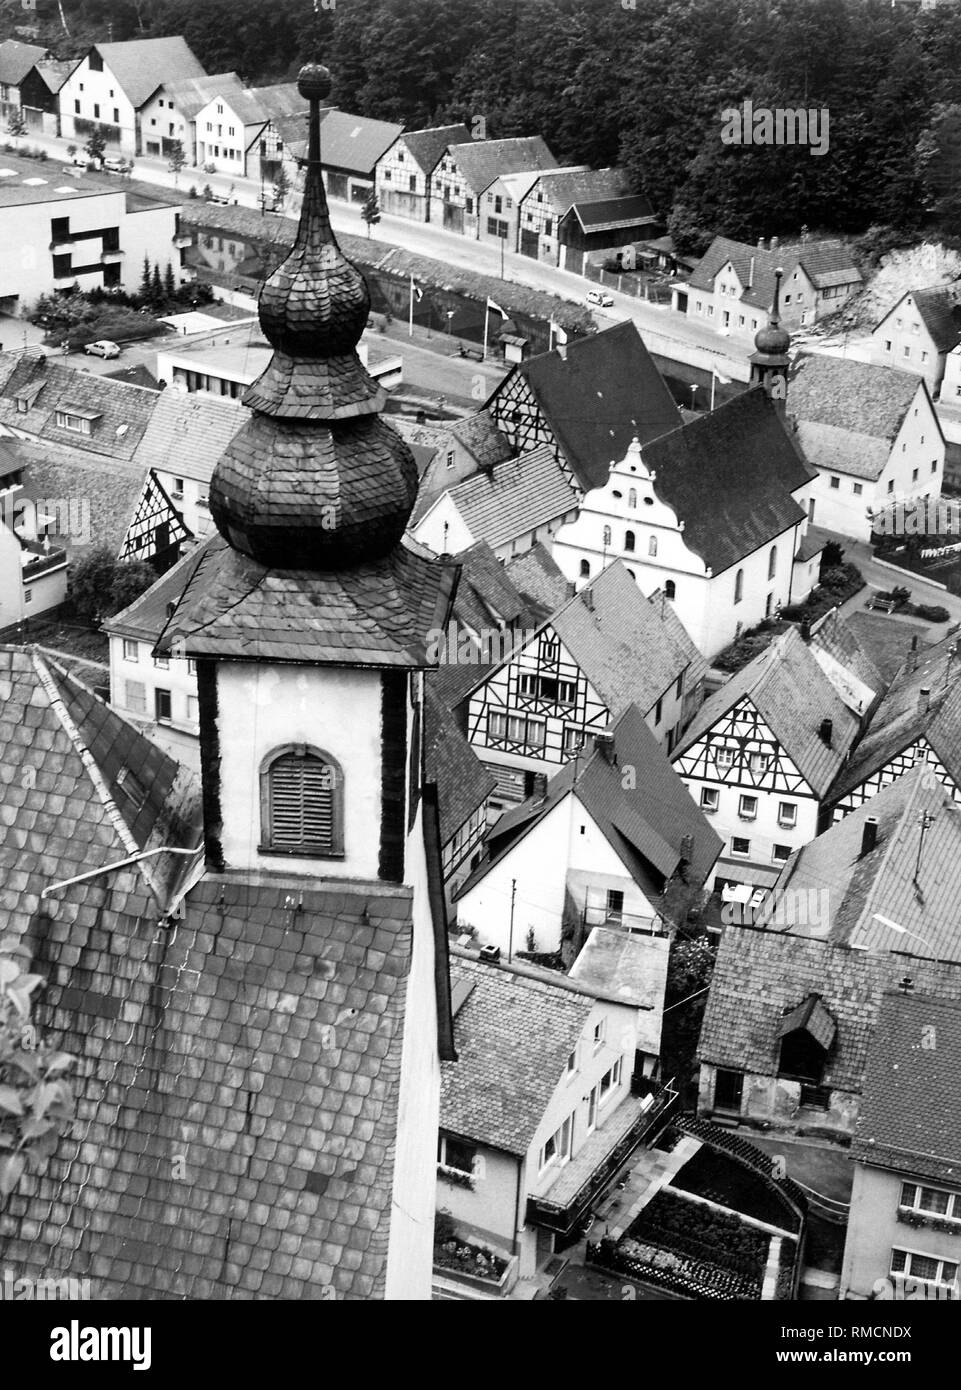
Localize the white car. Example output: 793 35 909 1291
83 340 121 359
586 289 615 308
102 156 127 174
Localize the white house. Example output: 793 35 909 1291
789 355 946 541
193 86 271 178
138 72 242 165
455 702 721 952
431 136 557 239
871 285 961 399
552 389 820 660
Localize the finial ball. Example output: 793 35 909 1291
298 63 332 101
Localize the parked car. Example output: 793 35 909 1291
83 340 121 359
586 289 615 308
102 156 127 174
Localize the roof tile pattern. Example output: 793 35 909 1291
446 136 558 193
93 37 205 108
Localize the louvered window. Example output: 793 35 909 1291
262 746 343 856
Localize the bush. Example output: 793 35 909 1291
912 603 950 623
69 547 157 624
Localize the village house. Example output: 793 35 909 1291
435 945 677 1287
0 437 67 629
552 389 820 660
58 36 206 159
672 619 880 893
677 235 862 337
454 702 721 954
138 73 242 164
516 167 624 263
841 992 961 1301
557 194 659 276
374 123 472 222
789 355 946 541
872 284 961 399
0 39 71 138
432 136 557 238
487 321 682 495
288 107 403 204
399 411 515 520
425 683 497 903
192 85 274 180
828 629 961 818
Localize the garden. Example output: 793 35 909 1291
29 266 216 351
433 1211 508 1285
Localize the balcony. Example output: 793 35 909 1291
172 232 192 250
101 248 124 265
525 1079 679 1236
22 543 68 579
582 904 667 936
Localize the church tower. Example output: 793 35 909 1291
161 63 458 1300
749 266 791 413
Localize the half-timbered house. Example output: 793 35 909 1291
828 629 961 819
374 123 471 222
453 702 721 953
552 388 820 659
557 195 659 275
460 560 707 809
424 684 497 904
672 623 878 891
516 167 624 263
486 321 682 494
431 136 557 239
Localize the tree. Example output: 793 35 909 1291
661 935 715 1103
6 107 26 138
272 163 290 211
0 936 76 1207
69 547 156 624
84 124 107 166
167 138 186 184
151 263 163 306
109 558 159 616
163 261 176 301
66 143 77 162
361 186 381 238
139 253 152 302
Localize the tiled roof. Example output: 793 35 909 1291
504 541 572 616
853 993 961 1184
0 353 157 461
688 236 861 308
450 411 514 468
568 927 668 1054
502 321 682 492
794 420 891 482
245 82 307 122
397 124 472 175
133 388 247 484
552 561 704 718
440 950 594 1154
674 626 863 796
565 194 656 233
789 354 926 445
458 702 722 902
698 923 961 1093
423 444 579 551
34 59 78 95
157 532 457 667
526 167 626 214
10 437 146 559
93 36 205 108
453 539 528 628
765 770 961 961
643 387 813 574
314 109 405 176
160 72 248 121
104 538 211 642
424 684 496 847
878 285 961 354
810 605 885 703
0 38 46 86
445 136 558 194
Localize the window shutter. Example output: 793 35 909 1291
270 752 337 851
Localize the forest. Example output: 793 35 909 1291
6 0 961 250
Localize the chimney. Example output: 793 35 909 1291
770 235 779 251
748 255 755 288
861 816 879 857
679 833 694 863
920 687 931 713
909 634 919 672
582 588 594 613
819 717 833 747
479 944 501 964
898 975 914 995
593 730 615 763
757 236 764 249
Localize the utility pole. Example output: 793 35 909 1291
507 879 516 963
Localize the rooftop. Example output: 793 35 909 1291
569 927 668 1054
92 36 206 109
417 443 578 551
397 124 473 175
445 136 558 194
789 353 931 447
879 284 961 354
424 683 496 849
689 236 861 309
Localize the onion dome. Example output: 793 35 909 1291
209 62 419 570
753 266 791 359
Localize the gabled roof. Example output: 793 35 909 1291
420 443 579 551
157 532 457 668
441 950 597 1154
504 541 572 617
450 410 514 468
688 236 861 309
763 770 961 962
92 36 206 109
0 38 46 86
159 73 249 122
496 321 682 492
133 387 247 483
829 630 961 802
396 123 472 175
424 683 496 848
0 353 156 462
877 284 961 354
313 109 404 176
642 387 813 574
698 923 961 1093
569 927 668 1053
34 59 75 95
104 538 211 643
445 136 558 193
673 626 863 797
810 606 885 697
245 81 307 122
789 354 928 445
524 166 626 214
453 539 528 630
10 436 146 558
776 993 837 1049
854 992 961 1184
458 701 722 902
563 194 656 234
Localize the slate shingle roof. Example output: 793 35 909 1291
809 605 885 706
673 626 863 797
565 194 656 233
688 236 861 309
793 420 890 482
398 124 472 175
643 387 814 575
246 82 309 122
93 36 206 109
698 924 961 1094
789 354 927 446
450 411 514 469
160 73 249 122
0 38 46 86
133 388 247 484
853 992 961 1184
878 285 961 354
0 353 157 462
499 321 682 492
424 684 496 848
105 538 211 643
441 951 594 1154
420 444 578 551
504 541 572 617
446 136 558 194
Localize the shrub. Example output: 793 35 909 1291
69 547 157 624
912 603 950 623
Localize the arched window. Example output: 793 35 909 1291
625 530 636 552
602 525 612 547
768 546 777 580
261 744 343 857
579 558 590 578
734 569 744 604
648 535 657 557
665 579 676 600
628 489 637 508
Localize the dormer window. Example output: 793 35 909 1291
777 994 836 1089
55 405 100 435
261 744 343 857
